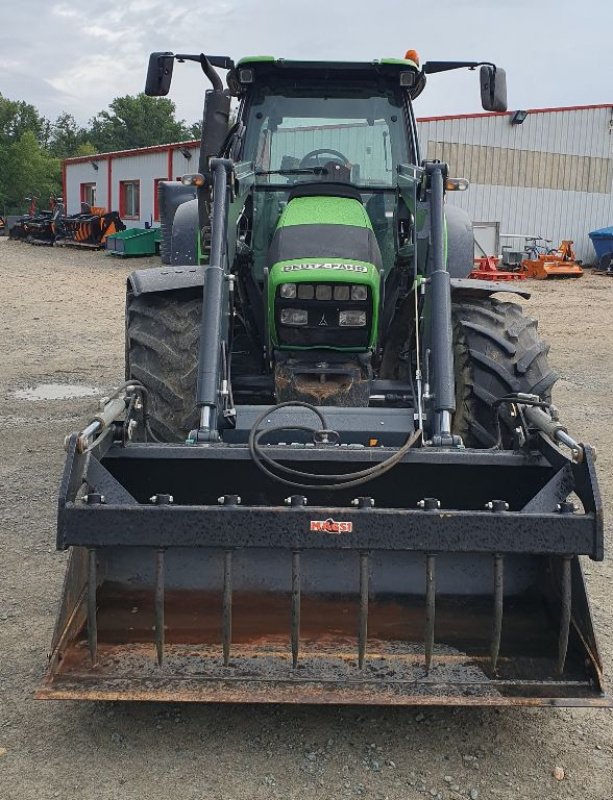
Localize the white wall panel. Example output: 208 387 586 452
444 184 613 261
418 106 613 157
418 106 613 262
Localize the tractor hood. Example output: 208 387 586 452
267 190 382 350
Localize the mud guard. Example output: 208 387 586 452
445 204 475 278
127 264 204 297
158 182 196 264
170 197 199 266
451 277 531 300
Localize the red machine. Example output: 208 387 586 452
469 255 527 281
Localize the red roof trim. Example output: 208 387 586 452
416 103 612 123
64 140 200 166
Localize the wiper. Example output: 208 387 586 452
254 167 329 176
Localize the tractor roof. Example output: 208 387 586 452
233 57 425 98
237 56 420 70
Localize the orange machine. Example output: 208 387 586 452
521 239 583 279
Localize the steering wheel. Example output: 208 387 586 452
299 148 351 170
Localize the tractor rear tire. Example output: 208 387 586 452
451 296 557 448
126 288 200 441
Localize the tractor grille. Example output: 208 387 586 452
275 283 372 348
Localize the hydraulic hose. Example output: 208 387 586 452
248 402 422 491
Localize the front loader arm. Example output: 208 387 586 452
194 158 234 441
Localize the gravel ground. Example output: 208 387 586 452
0 236 612 800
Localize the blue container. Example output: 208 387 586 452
588 226 613 262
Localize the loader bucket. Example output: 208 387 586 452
39 435 608 706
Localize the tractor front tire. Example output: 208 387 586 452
452 296 557 448
126 288 200 442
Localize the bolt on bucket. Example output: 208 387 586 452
38 437 608 707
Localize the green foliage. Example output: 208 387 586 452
48 112 90 159
88 93 191 153
0 95 45 145
0 94 60 212
0 131 60 212
75 142 97 157
189 120 203 140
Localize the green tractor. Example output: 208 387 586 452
39 51 607 707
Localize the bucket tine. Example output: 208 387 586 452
87 548 98 667
557 556 572 675
358 552 369 669
490 555 504 674
222 550 233 666
425 554 436 671
154 548 165 666
291 551 301 668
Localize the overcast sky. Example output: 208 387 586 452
1 0 611 127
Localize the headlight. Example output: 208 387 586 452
339 310 367 327
280 308 308 326
333 285 350 301
315 285 332 300
351 285 368 301
280 283 296 298
297 284 314 300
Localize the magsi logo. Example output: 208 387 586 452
310 518 353 534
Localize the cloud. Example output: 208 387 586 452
51 3 79 19
1 0 611 125
81 25 119 42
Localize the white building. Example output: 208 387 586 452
63 103 613 261
62 140 200 226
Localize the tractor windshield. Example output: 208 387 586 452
243 85 413 188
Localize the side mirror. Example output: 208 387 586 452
145 52 175 96
480 65 507 112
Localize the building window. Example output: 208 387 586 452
120 180 140 219
153 178 166 222
80 182 97 208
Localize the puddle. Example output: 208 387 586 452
12 383 99 401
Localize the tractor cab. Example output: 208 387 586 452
236 58 421 279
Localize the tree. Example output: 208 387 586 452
0 131 60 212
0 94 45 145
189 120 202 140
48 112 89 159
75 142 97 157
0 95 60 213
88 93 191 153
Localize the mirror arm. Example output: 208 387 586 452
423 60 496 75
